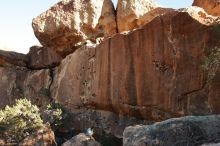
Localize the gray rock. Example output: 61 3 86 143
123 115 220 146
62 133 101 146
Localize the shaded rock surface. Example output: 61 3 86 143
61 109 151 139
117 0 158 32
0 67 52 109
201 143 220 146
51 10 220 122
0 50 28 67
32 0 116 55
123 115 220 146
62 133 101 146
28 46 62 69
193 0 220 16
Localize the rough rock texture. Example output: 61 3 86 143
32 0 116 55
0 50 28 67
0 67 52 109
193 0 220 16
201 143 220 146
123 115 220 146
180 6 220 25
23 69 52 109
19 126 56 146
27 46 62 69
51 11 220 122
117 0 158 32
62 133 101 146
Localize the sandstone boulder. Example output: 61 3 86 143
32 0 116 55
0 50 28 67
123 115 220 146
62 133 101 146
28 46 62 69
116 0 158 32
51 10 220 121
193 0 220 16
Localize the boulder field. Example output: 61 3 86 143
0 0 220 145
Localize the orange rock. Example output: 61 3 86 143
193 0 220 16
51 10 220 121
32 0 116 55
116 0 158 32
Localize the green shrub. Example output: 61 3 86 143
44 103 67 131
202 47 220 82
0 98 43 143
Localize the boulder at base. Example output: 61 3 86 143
123 115 220 146
62 133 101 146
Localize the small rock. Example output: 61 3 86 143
62 133 101 146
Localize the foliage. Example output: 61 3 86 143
39 87 51 97
45 103 67 131
0 98 43 143
202 47 220 82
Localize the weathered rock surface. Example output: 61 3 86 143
20 126 56 146
62 133 101 146
180 6 220 25
0 67 52 109
51 10 220 121
123 115 220 146
32 0 116 55
201 143 220 146
193 0 220 16
28 46 62 69
0 50 28 67
116 0 158 32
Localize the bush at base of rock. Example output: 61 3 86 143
42 102 68 131
0 98 43 143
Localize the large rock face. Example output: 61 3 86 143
32 0 116 55
123 115 220 146
116 0 158 32
51 10 220 121
193 0 220 16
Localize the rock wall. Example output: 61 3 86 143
0 66 52 109
51 10 220 121
0 0 220 143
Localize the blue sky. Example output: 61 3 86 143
0 0 193 53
